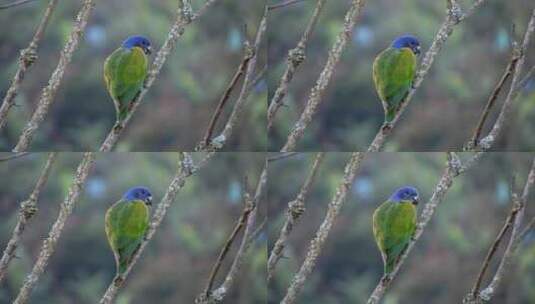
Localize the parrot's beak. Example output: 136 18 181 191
414 45 421 56
145 46 152 55
146 196 153 206
412 197 419 205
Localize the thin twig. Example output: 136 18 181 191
473 157 535 302
478 9 535 150
267 0 309 11
0 152 30 162
267 152 300 162
367 0 487 152
467 195 522 300
0 152 57 283
99 0 219 151
467 53 520 149
281 152 363 304
201 189 255 298
0 0 58 131
267 152 324 281
99 152 210 304
14 152 95 304
13 0 96 152
0 0 39 9
198 8 267 152
197 162 268 304
267 0 327 131
366 152 481 304
281 0 366 151
200 40 255 148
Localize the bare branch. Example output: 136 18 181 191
367 0 487 152
280 0 366 151
0 152 57 283
99 0 219 151
267 0 327 130
14 152 95 304
367 152 481 304
467 52 520 148
0 0 39 10
281 152 363 304
267 152 301 162
267 0 309 11
0 152 30 162
472 157 535 302
199 9 267 152
477 9 535 150
268 152 324 281
0 0 58 131
13 0 96 152
98 153 212 304
197 162 267 304
200 43 255 148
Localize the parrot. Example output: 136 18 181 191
372 35 421 123
104 35 152 123
105 186 152 279
372 186 419 277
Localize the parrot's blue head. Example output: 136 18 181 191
123 186 153 206
122 35 152 55
390 186 419 205
391 35 421 55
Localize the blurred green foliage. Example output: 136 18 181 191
268 152 535 303
268 0 535 151
0 0 266 151
0 152 266 303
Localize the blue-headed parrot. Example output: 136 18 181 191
105 186 152 277
372 35 421 123
372 186 419 276
104 36 152 122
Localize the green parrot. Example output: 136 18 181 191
372 35 421 123
105 186 152 277
372 186 419 276
104 35 152 122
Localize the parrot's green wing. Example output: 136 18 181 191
372 47 417 122
104 47 148 121
105 199 149 275
373 200 417 274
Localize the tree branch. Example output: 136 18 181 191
99 0 219 151
466 157 535 303
198 8 267 152
476 9 535 150
280 0 366 152
366 152 482 304
0 0 39 10
13 0 96 152
0 0 58 131
267 0 309 11
0 152 57 283
267 0 327 130
281 152 363 304
267 152 324 281
367 0 487 152
13 152 95 304
0 152 30 162
98 152 213 304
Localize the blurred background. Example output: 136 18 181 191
268 153 535 303
0 0 266 151
267 0 535 151
0 152 266 303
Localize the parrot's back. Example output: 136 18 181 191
104 47 148 121
372 47 417 122
105 200 149 275
372 200 417 274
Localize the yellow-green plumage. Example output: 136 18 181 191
372 200 417 274
105 199 149 275
104 47 148 122
372 48 417 122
